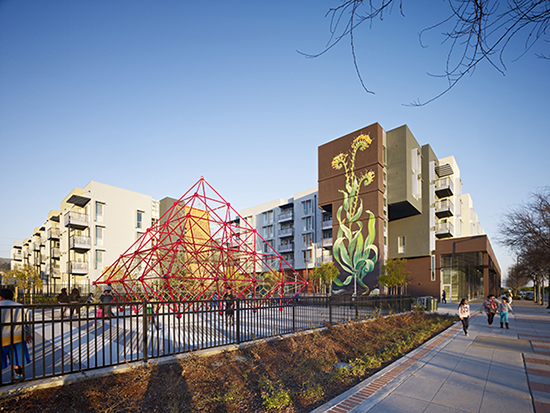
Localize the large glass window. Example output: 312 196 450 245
263 210 274 224
303 216 313 232
398 236 406 253
95 226 104 247
136 211 143 229
95 250 104 270
95 202 104 223
303 200 312 215
264 225 274 239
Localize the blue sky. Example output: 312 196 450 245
1 0 548 277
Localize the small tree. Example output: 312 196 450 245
5 264 43 304
310 262 340 295
378 258 410 296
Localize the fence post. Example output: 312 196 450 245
142 299 148 363
329 295 332 324
292 297 296 332
236 299 241 344
354 295 359 320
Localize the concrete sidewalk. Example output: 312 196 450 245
313 299 550 413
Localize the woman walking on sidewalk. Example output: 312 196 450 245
498 297 514 329
481 294 498 327
458 299 470 336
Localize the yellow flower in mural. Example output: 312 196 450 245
352 134 372 151
332 134 378 295
331 153 348 170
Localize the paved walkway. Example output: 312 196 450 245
313 299 550 413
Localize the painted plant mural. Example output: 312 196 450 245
331 134 378 294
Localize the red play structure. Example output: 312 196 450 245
94 177 307 310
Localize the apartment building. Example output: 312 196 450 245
238 188 333 288
316 123 501 301
11 181 159 292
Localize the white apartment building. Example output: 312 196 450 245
239 188 333 281
11 181 159 291
434 155 484 240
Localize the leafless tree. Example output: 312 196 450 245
302 1 549 105
505 262 530 297
499 187 550 304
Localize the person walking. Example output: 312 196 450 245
458 298 470 336
0 289 32 381
498 297 514 329
57 288 69 319
442 290 447 304
69 288 81 318
99 287 115 319
224 290 235 327
481 294 498 327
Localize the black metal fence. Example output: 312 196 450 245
0 295 411 386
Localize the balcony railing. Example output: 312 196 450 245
435 177 454 198
322 238 333 247
64 211 89 229
12 251 22 261
278 211 294 222
70 236 91 251
282 259 295 268
51 248 61 259
70 261 88 275
47 228 60 239
321 255 334 264
435 199 454 218
278 243 294 253
435 222 454 239
278 228 294 237
322 218 333 230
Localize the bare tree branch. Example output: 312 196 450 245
303 0 550 105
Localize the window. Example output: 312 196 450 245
95 202 104 223
95 250 104 270
136 210 144 229
322 230 332 239
303 200 312 215
264 210 274 224
264 225 274 239
95 226 104 247
431 255 436 281
303 233 313 246
263 240 273 253
303 250 312 262
398 236 406 254
303 216 313 232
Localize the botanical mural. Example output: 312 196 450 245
331 134 378 295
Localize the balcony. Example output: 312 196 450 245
278 211 294 223
321 255 334 264
64 211 89 229
435 177 454 198
51 248 61 259
322 237 333 247
279 227 294 238
47 228 60 239
282 259 295 268
70 261 88 275
278 243 294 253
322 218 333 230
33 242 40 251
12 250 22 261
70 235 91 251
435 222 454 239
435 199 454 218
50 268 61 278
